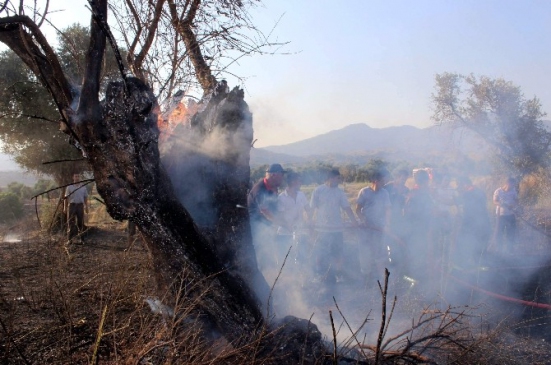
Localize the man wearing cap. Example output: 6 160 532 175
248 163 286 225
248 163 287 273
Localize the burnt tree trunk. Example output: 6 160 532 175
85 77 269 342
0 3 329 361
161 82 271 309
0 7 266 343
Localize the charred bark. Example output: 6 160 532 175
0 6 263 343
83 77 265 342
0 2 330 360
162 81 270 306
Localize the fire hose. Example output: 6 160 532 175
447 273 551 310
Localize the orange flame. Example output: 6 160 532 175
157 99 199 144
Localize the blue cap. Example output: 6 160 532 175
266 163 286 173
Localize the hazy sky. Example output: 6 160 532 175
30 0 551 148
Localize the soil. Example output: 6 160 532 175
0 217 157 364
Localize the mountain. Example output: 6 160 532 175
249 147 306 165
0 171 39 187
252 123 488 165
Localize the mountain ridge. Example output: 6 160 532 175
251 123 487 165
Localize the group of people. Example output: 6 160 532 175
247 163 520 293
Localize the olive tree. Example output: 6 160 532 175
432 73 551 178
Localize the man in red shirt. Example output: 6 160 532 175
248 163 286 226
247 163 287 311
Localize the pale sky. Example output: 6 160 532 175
26 0 551 148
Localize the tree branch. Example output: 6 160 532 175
0 15 73 118
132 0 166 80
168 0 216 94
79 0 107 113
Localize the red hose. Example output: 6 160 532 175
448 274 551 310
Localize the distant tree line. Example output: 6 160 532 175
251 155 492 186
0 179 57 223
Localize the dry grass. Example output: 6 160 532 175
1 210 551 364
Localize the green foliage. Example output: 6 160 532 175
32 179 58 199
357 159 390 183
250 164 268 183
0 192 24 222
432 73 551 178
5 182 32 200
0 24 126 184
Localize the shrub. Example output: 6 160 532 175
0 192 24 222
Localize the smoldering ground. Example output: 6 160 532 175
250 217 551 347
157 93 551 354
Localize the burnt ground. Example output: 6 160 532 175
0 218 159 364
1 216 551 364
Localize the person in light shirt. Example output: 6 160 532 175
310 169 358 284
492 176 519 253
64 173 89 244
276 172 312 266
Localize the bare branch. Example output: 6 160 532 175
168 0 216 94
132 0 166 80
79 0 107 112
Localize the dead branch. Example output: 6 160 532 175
131 0 165 80
30 178 95 201
332 297 371 360
42 158 87 165
78 0 106 113
329 310 337 365
86 0 127 83
375 268 389 364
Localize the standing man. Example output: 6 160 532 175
310 169 358 285
247 163 286 311
455 176 491 263
492 177 519 254
355 168 391 282
64 173 89 244
277 172 312 266
403 169 434 282
383 169 410 269
247 163 286 271
384 169 410 235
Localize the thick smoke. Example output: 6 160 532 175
250 169 551 345
160 92 253 227
159 90 551 347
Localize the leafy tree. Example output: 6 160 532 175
432 73 551 178
5 182 32 199
0 192 24 222
0 24 123 185
340 163 358 183
32 179 57 200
